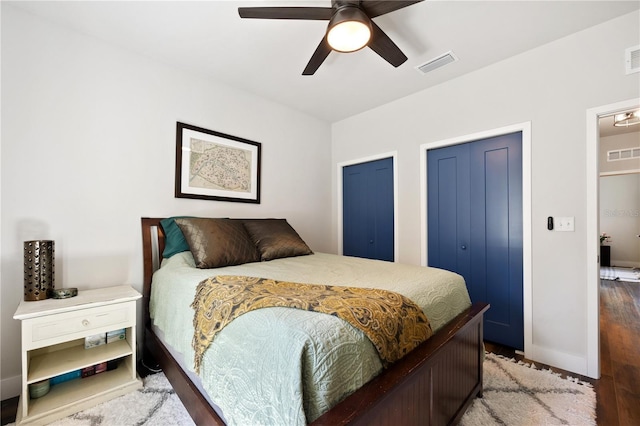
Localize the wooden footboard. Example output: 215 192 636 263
312 303 488 425
141 217 488 426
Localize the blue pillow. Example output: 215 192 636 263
160 216 193 258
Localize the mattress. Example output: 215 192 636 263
149 251 471 425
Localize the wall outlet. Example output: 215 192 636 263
554 216 575 232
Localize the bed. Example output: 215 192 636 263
141 217 488 425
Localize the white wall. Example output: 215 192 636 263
600 174 640 268
1 5 332 398
331 11 640 375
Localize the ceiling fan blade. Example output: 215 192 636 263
367 21 407 67
238 7 333 20
303 36 332 75
361 0 424 18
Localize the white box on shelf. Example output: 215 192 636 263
106 329 126 344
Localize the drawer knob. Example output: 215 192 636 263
82 320 90 327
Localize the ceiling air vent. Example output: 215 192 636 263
415 51 458 75
625 45 640 75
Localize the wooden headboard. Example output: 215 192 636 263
141 218 166 325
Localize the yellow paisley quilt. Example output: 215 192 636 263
191 275 433 373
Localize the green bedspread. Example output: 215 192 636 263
150 252 471 425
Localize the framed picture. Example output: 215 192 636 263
175 122 261 203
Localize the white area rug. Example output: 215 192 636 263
14 353 595 425
600 266 640 282
460 353 596 426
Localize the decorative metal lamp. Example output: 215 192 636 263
23 240 55 301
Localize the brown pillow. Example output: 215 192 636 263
175 218 260 268
242 219 313 261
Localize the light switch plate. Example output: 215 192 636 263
554 216 575 232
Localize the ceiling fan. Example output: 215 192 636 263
238 0 424 75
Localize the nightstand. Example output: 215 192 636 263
13 285 143 425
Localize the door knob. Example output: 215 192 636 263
461 245 467 250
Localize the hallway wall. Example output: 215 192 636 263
600 173 640 268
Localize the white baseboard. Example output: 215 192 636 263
610 259 640 269
528 344 592 378
1 374 21 400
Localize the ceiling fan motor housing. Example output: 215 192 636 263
327 5 372 52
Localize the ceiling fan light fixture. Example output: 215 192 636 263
326 7 372 53
613 110 640 127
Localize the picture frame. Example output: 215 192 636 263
175 122 261 203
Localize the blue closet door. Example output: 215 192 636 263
427 144 471 284
343 157 394 261
428 133 523 350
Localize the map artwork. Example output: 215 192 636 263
189 138 252 192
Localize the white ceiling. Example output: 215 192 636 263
8 0 640 125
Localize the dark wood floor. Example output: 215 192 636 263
2 279 639 426
597 278 640 425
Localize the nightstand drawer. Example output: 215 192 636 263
28 302 135 345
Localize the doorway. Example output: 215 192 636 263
337 152 399 260
342 157 394 261
427 132 524 349
586 98 640 379
420 122 533 355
